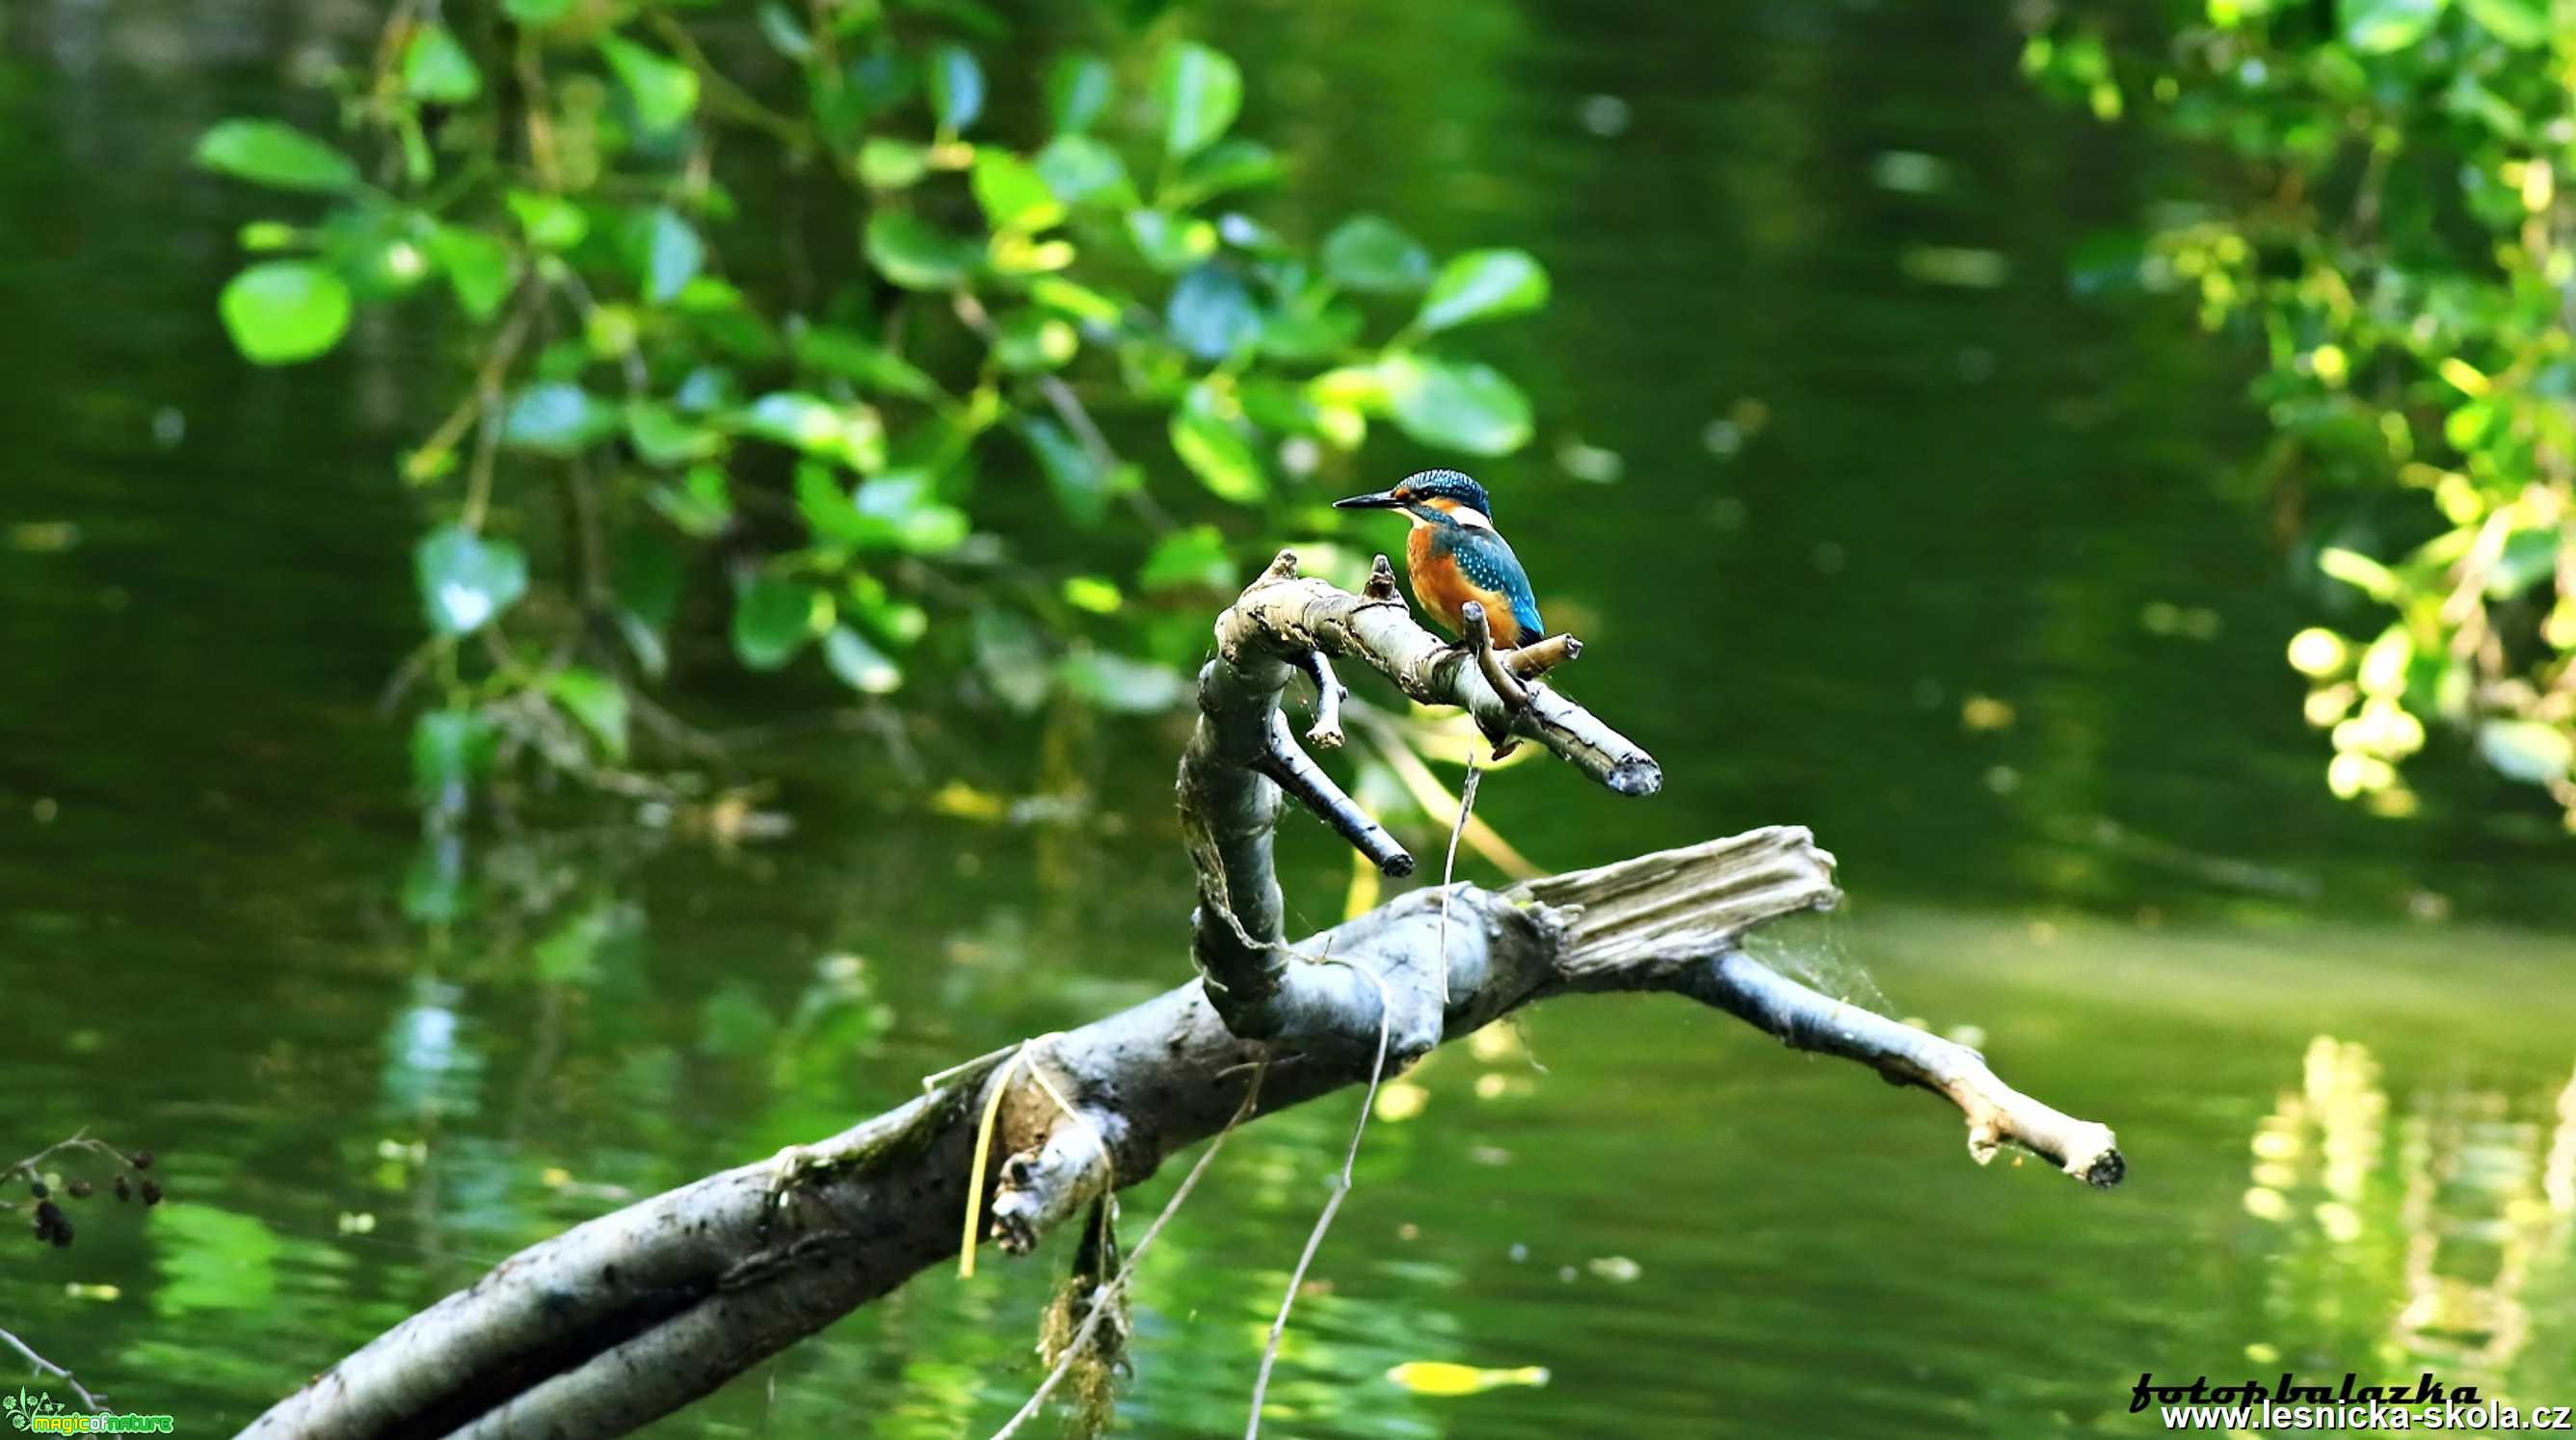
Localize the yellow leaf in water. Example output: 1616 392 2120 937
928 781 1009 821
1960 694 2016 732
1385 1362 1551 1397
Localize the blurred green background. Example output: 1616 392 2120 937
4 0 2574 1436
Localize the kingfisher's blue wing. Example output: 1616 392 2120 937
1453 530 1544 642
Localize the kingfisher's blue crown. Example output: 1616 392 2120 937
1397 469 1493 520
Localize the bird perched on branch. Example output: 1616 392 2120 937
1332 470 1545 649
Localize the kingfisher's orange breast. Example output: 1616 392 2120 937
1406 526 1527 647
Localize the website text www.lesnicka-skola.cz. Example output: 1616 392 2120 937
2157 1401 2573 1430
2135 1372 2573 1430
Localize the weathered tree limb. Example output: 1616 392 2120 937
241 563 2124 1440
1180 550 1658 1041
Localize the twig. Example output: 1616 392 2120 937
1505 633 1581 679
6 1132 138 1185
1255 710 1410 877
0 1325 106 1413
1457 602 1529 713
990 1063 1268 1440
406 300 534 496
1675 950 2126 1186
1435 761 1481 1007
1294 650 1344 750
1244 956 1393 1439
647 12 813 147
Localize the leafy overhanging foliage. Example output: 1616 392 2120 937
200 3 1556 861
2026 0 2576 830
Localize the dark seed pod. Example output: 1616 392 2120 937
29 1181 47 1199
66 1180 93 1200
130 1150 154 1171
50 1217 73 1248
33 1200 66 1244
139 1180 163 1206
113 1175 132 1202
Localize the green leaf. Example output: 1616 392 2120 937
651 465 733 537
1030 277 1129 328
1034 137 1135 209
1058 651 1189 713
1378 354 1534 455
1019 417 1137 527
1038 51 1109 136
733 575 817 670
744 391 884 469
218 261 353 365
428 225 516 320
824 626 903 694
994 309 1078 371
504 0 573 21
1139 523 1235 592
1416 249 1551 333
628 206 704 303
415 525 529 637
757 3 813 59
2342 0 2449 52
925 43 985 131
402 22 483 104
856 472 971 552
506 189 588 249
1155 41 1241 159
858 137 930 190
625 402 722 466
1165 264 1261 360
971 149 1066 232
2479 720 2572 785
195 120 361 193
503 382 619 453
1172 139 1284 203
2318 546 2401 601
864 211 975 290
794 327 942 399
546 668 630 760
1257 305 1362 361
795 463 875 547
598 35 700 131
2460 0 2548 43
847 575 928 647
1322 214 1433 294
412 708 497 797
1127 210 1218 272
1170 385 1267 503
972 608 1051 712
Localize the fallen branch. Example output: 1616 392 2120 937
239 560 2122 1440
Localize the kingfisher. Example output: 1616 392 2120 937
1333 470 1545 649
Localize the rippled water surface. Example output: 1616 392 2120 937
5 1 2574 1436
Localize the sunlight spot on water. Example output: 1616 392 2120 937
1577 95 1629 137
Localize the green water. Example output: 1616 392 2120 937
5 1 2574 1436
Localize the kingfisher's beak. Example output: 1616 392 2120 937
1332 489 1406 510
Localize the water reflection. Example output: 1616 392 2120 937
2245 1035 2576 1402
